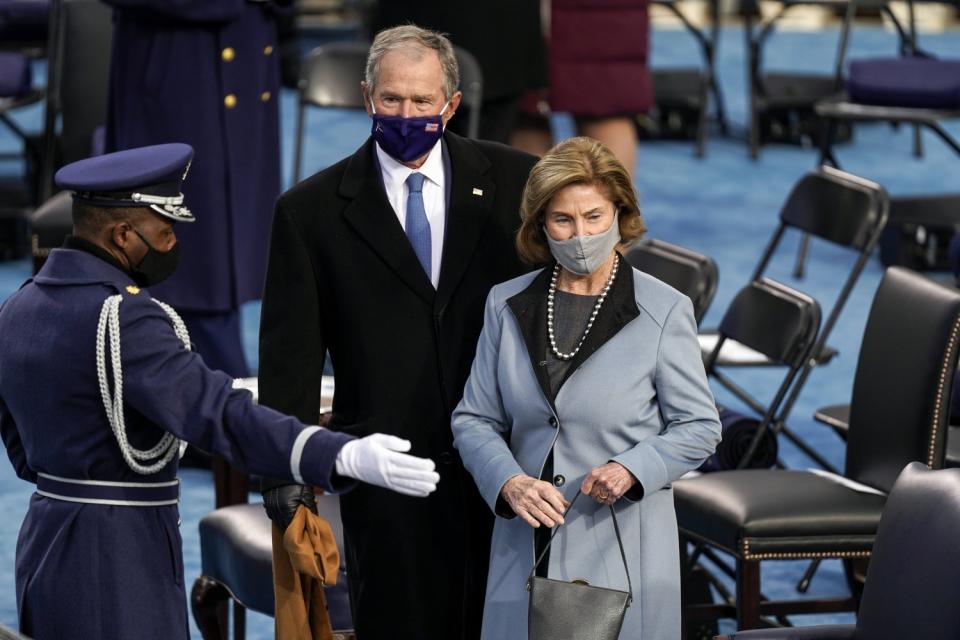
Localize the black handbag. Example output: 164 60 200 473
526 490 633 640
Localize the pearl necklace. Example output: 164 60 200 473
547 254 620 361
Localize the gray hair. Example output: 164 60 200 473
365 25 460 100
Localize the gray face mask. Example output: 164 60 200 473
544 212 621 276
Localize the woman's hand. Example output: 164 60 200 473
501 474 570 528
582 462 637 505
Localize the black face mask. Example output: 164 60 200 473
125 228 181 287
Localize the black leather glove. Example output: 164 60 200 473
262 483 317 531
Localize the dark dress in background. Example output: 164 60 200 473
549 0 653 117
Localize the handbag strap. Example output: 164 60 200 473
526 489 633 605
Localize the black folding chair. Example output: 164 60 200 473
650 0 727 157
624 238 719 325
293 41 483 183
705 278 822 470
29 0 111 272
700 166 889 472
677 266 960 630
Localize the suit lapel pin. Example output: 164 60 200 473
472 188 483 196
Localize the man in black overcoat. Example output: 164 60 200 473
259 25 537 640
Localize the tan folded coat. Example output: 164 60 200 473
272 504 340 640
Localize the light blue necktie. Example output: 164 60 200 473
405 172 432 279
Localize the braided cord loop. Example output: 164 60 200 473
96 295 190 475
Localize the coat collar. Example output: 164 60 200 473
337 131 494 310
506 255 640 404
33 247 140 293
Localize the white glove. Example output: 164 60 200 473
335 434 440 497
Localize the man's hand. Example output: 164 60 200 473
335 434 440 497
500 474 570 528
262 483 317 531
581 462 637 505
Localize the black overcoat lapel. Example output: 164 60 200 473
338 139 435 305
506 267 556 409
436 132 496 311
506 256 641 403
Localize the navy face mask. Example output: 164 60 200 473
370 100 450 163
124 228 181 287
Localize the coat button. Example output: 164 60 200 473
221 47 235 62
260 91 271 102
263 45 274 56
548 416 557 428
224 94 237 109
438 451 453 465
553 474 565 487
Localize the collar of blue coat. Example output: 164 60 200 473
32 247 143 295
506 255 641 405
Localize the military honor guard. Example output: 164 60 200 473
0 144 439 640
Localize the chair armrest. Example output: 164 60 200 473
716 624 856 639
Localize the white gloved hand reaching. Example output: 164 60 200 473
335 434 440 497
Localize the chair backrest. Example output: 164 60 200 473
846 267 960 492
624 239 718 325
453 45 482 139
712 278 821 371
299 41 368 110
777 165 889 252
856 463 960 640
39 0 112 198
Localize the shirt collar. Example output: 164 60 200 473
375 138 445 191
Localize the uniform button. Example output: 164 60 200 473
263 45 274 56
221 47 235 62
548 416 557 428
224 94 237 109
438 451 454 465
260 91 271 102
553 474 565 487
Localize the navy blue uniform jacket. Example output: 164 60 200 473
0 248 353 640
105 0 287 312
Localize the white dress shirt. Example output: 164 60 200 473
376 140 447 288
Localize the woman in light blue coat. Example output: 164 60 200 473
452 137 722 639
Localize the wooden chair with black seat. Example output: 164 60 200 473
676 266 960 631
715 462 960 640
699 166 888 473
624 238 719 325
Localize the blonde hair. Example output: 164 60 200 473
366 25 460 100
516 137 645 265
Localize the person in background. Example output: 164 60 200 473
104 0 287 377
452 136 721 639
0 144 439 640
258 25 538 640
510 0 651 177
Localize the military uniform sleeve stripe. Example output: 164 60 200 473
290 426 323 484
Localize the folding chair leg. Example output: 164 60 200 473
736 559 762 630
233 601 246 640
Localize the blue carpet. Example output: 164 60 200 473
0 24 958 638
